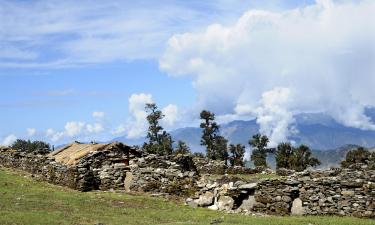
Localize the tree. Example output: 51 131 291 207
229 144 246 167
275 143 320 171
275 142 294 169
341 147 373 168
145 103 164 144
143 103 173 155
200 110 219 159
174 140 191 155
213 135 229 162
290 145 320 171
249 134 270 167
10 139 51 154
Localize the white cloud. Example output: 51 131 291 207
254 87 296 147
46 129 64 142
1 134 17 146
160 0 375 144
92 111 105 119
26 128 37 137
111 124 126 135
162 104 179 127
64 121 85 137
126 93 153 139
86 123 104 133
0 0 254 68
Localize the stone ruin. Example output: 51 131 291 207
0 142 199 195
193 157 264 175
1 143 375 218
187 168 375 218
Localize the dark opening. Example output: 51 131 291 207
231 189 255 209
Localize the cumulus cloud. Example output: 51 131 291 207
1 134 17 146
160 0 375 144
126 93 154 138
92 111 105 119
86 123 104 133
64 121 85 137
162 104 179 127
46 128 65 142
26 128 36 137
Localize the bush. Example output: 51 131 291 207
341 147 375 168
10 139 51 154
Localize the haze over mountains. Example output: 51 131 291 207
114 111 375 151
113 110 375 168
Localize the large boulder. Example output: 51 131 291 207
291 198 304 216
196 192 214 207
238 196 256 211
217 196 234 211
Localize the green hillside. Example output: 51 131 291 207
0 168 374 225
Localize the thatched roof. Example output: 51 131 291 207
48 141 128 166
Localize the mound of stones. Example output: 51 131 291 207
185 176 258 214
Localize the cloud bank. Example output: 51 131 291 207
160 0 375 146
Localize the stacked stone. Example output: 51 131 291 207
193 157 263 175
186 176 258 213
0 145 132 192
253 178 300 215
299 169 375 217
129 154 198 196
0 150 78 189
77 148 131 191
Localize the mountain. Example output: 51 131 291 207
112 112 375 167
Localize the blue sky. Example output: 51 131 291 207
1 0 374 146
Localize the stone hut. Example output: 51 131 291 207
48 141 137 191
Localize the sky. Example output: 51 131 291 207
1 0 374 147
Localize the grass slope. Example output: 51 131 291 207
0 168 374 225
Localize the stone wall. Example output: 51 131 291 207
187 168 375 218
0 148 199 195
129 154 199 196
0 148 130 191
193 157 263 175
0 150 78 189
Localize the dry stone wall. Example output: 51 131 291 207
0 148 130 191
187 168 375 218
129 154 199 196
193 157 263 175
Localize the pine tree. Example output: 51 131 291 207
229 144 246 166
213 135 229 162
200 110 219 159
249 134 270 167
143 103 173 155
174 140 191 155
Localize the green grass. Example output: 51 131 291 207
0 167 374 225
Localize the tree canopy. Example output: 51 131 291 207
10 139 51 154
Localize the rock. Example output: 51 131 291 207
341 190 355 197
197 192 214 207
238 196 256 211
291 198 304 216
208 204 219 210
238 183 257 190
124 172 133 192
217 196 234 211
282 196 292 202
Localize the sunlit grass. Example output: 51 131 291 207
0 167 373 225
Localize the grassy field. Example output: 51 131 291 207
0 168 374 225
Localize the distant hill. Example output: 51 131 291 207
112 112 375 167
